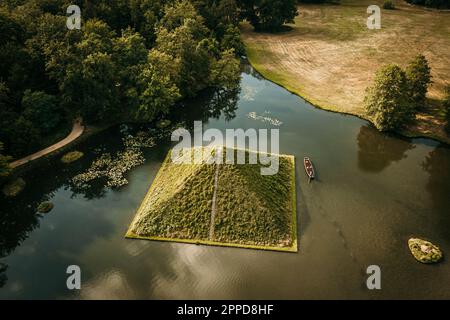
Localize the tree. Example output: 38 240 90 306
364 64 414 131
113 28 148 114
7 116 41 157
155 3 214 97
22 90 61 134
210 49 241 90
128 0 169 45
239 0 298 31
160 0 207 33
406 54 432 110
53 20 121 122
220 24 245 56
137 50 181 121
79 52 120 122
0 142 12 179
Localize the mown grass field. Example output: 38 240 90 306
241 0 450 143
126 147 297 252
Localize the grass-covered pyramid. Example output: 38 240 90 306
126 147 297 252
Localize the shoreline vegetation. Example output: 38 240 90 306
126 147 298 252
241 0 450 145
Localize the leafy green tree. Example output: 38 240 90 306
155 3 214 97
192 0 240 32
22 90 61 134
78 52 120 122
239 0 298 31
7 116 41 157
0 142 12 179
138 50 181 121
113 28 148 114
160 0 207 33
51 20 120 122
210 49 241 90
220 25 245 56
128 0 169 45
364 64 414 131
406 54 432 110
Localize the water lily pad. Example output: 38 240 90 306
156 119 171 129
37 201 54 213
2 178 26 197
61 151 84 164
408 238 443 264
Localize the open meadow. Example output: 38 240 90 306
242 0 450 142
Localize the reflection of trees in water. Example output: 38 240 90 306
0 263 7 288
175 86 240 127
422 145 450 241
241 61 263 80
67 179 108 200
205 87 240 121
357 125 415 172
0 197 40 259
0 188 42 289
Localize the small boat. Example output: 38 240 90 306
304 157 315 181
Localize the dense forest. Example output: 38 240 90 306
0 0 246 161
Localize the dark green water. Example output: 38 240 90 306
1 65 449 299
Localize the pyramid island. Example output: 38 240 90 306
126 147 297 252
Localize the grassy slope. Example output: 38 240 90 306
126 147 297 252
127 149 216 240
214 156 294 247
242 0 450 144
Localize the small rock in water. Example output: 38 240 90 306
408 238 443 264
37 201 54 213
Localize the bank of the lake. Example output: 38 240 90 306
241 0 450 145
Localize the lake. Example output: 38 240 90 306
1 64 449 299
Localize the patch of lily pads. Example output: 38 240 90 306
72 131 155 189
408 238 443 264
72 150 145 188
61 151 84 164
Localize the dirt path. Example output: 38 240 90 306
208 157 221 240
10 118 85 169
